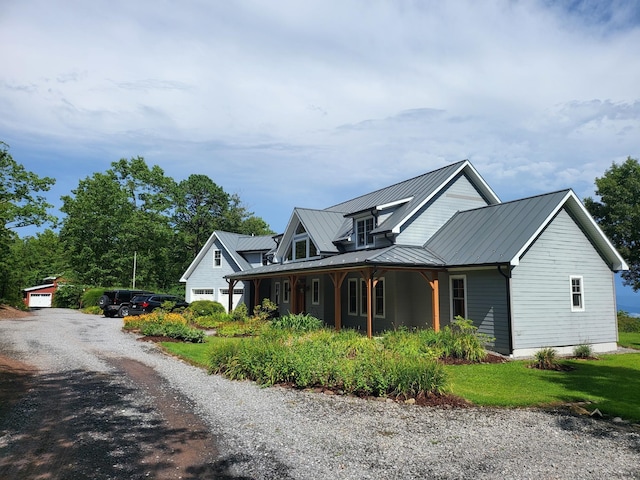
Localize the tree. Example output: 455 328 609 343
584 156 640 290
0 143 56 301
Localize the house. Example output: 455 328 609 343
22 276 60 308
180 231 277 311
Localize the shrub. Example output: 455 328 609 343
125 310 204 343
618 311 640 333
81 288 105 308
254 298 278 321
532 347 559 370
271 312 323 332
82 305 102 315
573 344 594 359
187 300 226 317
53 284 85 308
231 303 248 322
435 316 492 362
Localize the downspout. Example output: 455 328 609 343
497 265 514 355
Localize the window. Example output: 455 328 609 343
374 278 385 318
356 216 374 248
289 224 320 261
312 278 320 305
283 280 290 303
570 276 584 311
450 275 467 319
213 250 221 267
274 282 280 305
360 279 368 317
348 279 358 315
262 253 269 266
233 289 244 295
193 288 214 295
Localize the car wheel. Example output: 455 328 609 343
118 306 129 317
98 295 110 308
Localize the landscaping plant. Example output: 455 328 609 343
531 347 559 370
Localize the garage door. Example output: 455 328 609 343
191 288 214 302
219 288 244 312
29 293 52 307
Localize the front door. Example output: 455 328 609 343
295 280 306 314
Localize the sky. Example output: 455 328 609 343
1 0 639 307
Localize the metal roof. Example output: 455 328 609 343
424 189 628 270
295 208 345 253
226 245 445 280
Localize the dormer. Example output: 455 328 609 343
283 222 320 262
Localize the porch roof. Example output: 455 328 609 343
225 245 445 280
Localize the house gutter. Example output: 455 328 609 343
497 264 514 355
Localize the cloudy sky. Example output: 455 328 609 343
1 1 639 303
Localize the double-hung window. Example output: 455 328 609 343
213 250 221 267
283 280 290 303
570 276 584 311
356 216 374 248
274 282 281 305
450 275 467 319
348 279 358 315
312 278 320 305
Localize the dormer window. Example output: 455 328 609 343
284 223 319 262
356 216 374 248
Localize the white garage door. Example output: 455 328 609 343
29 293 52 307
191 288 214 302
219 288 245 312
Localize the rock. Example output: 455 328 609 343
404 398 416 405
590 408 603 418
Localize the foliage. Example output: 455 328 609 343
123 311 204 343
531 348 559 370
215 317 269 337
253 298 278 321
231 302 248 322
584 157 640 290
81 288 105 307
52 284 85 308
618 311 640 332
618 332 640 350
81 305 102 315
271 312 324 332
573 344 594 359
187 300 226 317
0 143 57 301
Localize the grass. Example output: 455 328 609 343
445 353 640 422
163 338 640 422
618 332 640 349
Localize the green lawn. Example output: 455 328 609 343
619 332 640 349
163 339 640 422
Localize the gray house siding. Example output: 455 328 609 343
398 174 489 246
440 269 510 354
184 237 245 308
510 208 617 352
390 271 432 329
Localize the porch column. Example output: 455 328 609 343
360 269 374 339
226 279 236 313
253 278 262 311
288 275 298 314
329 271 348 331
419 271 440 332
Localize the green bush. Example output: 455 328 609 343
82 305 102 315
81 288 105 307
436 316 491 362
271 312 323 332
52 284 85 308
254 298 278 321
231 303 248 322
618 311 640 333
140 321 205 343
573 344 594 359
187 300 226 317
532 347 559 370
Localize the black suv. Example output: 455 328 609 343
128 294 189 316
98 289 154 317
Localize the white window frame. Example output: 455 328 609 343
355 216 375 249
283 279 290 304
450 275 467 320
311 278 320 305
213 249 221 267
274 282 281 305
570 275 585 312
193 288 214 296
374 277 385 318
291 234 319 261
348 278 358 315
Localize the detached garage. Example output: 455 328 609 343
23 278 58 308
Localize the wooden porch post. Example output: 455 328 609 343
360 269 374 339
288 275 298 313
226 279 236 313
329 271 348 331
253 278 262 311
419 271 440 332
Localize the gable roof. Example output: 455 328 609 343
425 189 628 270
325 160 501 236
180 230 277 282
295 208 345 253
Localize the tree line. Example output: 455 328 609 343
1 142 639 307
0 143 272 305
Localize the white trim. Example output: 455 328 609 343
311 278 320 305
374 277 385 318
355 216 375 249
570 275 585 312
274 282 281 305
376 197 414 211
213 249 222 267
392 160 501 234
449 274 467 320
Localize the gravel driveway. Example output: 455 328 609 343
0 309 639 479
